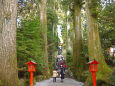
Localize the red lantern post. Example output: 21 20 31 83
26 61 37 86
88 60 100 86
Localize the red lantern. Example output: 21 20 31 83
88 60 100 86
26 61 37 72
26 61 37 86
88 60 99 72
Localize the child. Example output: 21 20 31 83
52 69 58 82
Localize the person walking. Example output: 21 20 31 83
52 69 58 82
55 64 59 70
60 65 65 82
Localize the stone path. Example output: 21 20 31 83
34 78 84 86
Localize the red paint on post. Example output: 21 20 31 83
92 72 96 86
26 61 37 86
30 72 33 86
88 60 100 86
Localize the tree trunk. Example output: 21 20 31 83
52 22 55 37
73 0 83 80
85 0 112 85
66 10 72 59
39 0 50 78
0 0 20 86
66 11 69 54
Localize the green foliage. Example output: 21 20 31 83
47 0 55 8
18 0 39 20
99 2 115 61
61 0 73 11
17 0 114 84
17 17 44 73
99 2 115 29
88 0 101 18
110 68 115 85
66 51 73 67
112 60 115 65
17 4 59 77
47 8 58 48
47 8 58 24
66 51 74 77
47 8 59 72
74 0 84 7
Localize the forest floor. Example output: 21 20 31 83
34 78 84 86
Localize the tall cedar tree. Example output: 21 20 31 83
85 0 112 85
0 0 20 86
73 0 84 80
39 0 50 78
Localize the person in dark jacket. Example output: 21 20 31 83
60 66 65 82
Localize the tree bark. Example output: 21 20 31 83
39 0 50 78
0 0 20 86
73 0 83 80
66 11 69 53
52 22 55 37
85 0 112 85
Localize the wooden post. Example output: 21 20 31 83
30 72 33 86
92 72 96 86
26 61 37 86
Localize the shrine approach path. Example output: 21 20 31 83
34 78 84 86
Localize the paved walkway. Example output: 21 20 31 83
34 78 84 86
